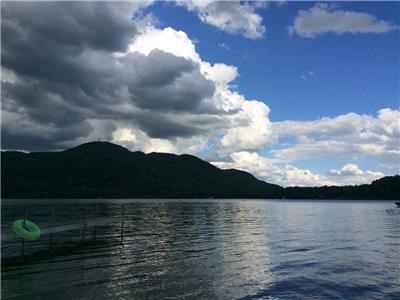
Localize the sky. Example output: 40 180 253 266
1 1 399 187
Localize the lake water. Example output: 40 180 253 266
2 199 400 299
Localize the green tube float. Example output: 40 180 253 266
12 219 41 241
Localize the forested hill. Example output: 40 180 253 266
283 175 399 200
1 142 282 199
1 142 399 200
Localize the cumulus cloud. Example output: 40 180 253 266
121 26 273 153
113 127 210 154
1 2 147 57
329 163 384 185
1 2 205 150
220 101 273 152
122 50 215 113
212 152 386 187
289 3 398 38
1 2 274 155
126 27 201 61
211 151 336 187
176 0 266 39
272 109 400 172
2 1 395 187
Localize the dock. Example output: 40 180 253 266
2 216 121 242
1 203 128 263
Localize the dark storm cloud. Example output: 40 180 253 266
1 2 217 151
134 113 202 139
123 50 215 112
2 81 87 127
1 122 92 152
1 2 136 53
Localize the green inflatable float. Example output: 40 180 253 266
12 219 41 241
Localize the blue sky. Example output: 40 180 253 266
149 1 399 122
137 1 399 185
2 1 399 186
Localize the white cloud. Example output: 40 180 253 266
127 27 200 61
202 62 238 85
212 151 336 187
112 127 209 154
220 100 273 152
125 26 239 87
282 165 335 187
289 3 398 38
329 163 384 185
112 26 274 155
330 163 363 176
212 152 386 187
177 0 266 39
272 109 400 172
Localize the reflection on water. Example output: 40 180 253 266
2 200 400 299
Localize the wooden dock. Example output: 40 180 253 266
2 203 128 262
2 216 121 242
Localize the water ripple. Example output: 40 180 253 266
2 200 399 299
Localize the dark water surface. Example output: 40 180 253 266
2 199 400 299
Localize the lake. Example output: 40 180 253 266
2 199 400 299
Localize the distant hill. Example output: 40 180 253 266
1 142 282 199
1 142 399 199
283 175 400 200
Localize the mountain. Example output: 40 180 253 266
1 142 282 199
1 142 399 199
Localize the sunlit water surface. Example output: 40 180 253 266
2 199 400 299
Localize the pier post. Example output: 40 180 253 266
120 204 125 245
93 203 97 241
49 205 55 254
81 205 86 245
21 205 27 261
